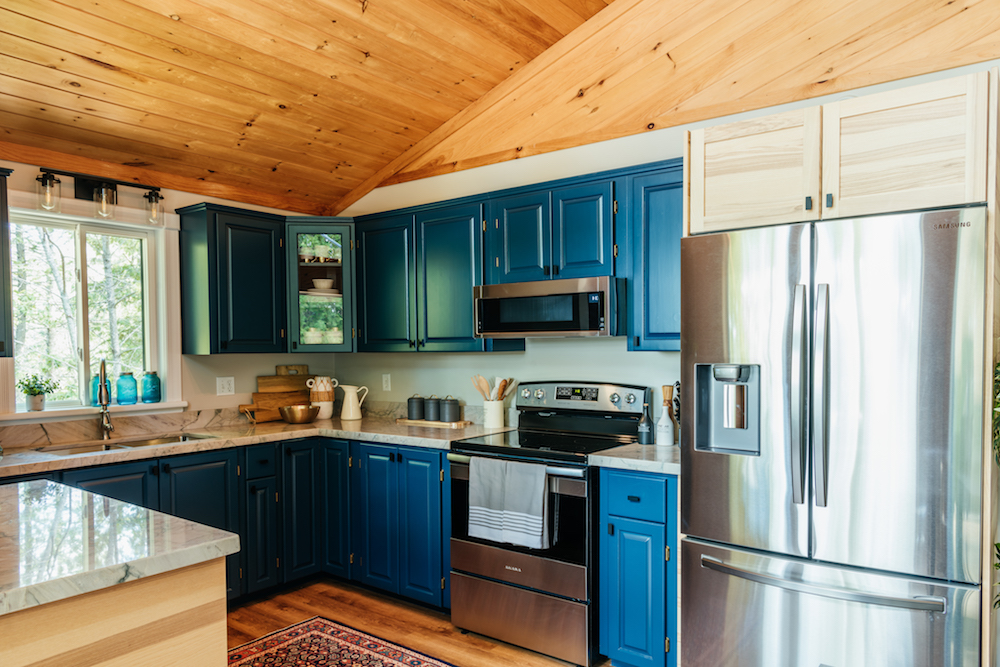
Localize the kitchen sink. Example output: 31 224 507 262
35 432 216 455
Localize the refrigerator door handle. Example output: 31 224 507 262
790 284 807 504
813 283 830 507
700 555 946 613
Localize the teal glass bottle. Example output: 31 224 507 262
141 371 161 403
116 372 137 405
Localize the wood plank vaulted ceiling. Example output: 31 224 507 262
1 0 999 216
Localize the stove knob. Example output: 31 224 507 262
610 392 621 404
625 393 636 404
534 389 545 400
521 387 532 399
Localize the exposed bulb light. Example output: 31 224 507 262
143 189 163 225
94 183 116 219
35 172 61 212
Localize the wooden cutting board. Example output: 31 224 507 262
243 390 311 422
257 374 315 393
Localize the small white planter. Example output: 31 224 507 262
26 394 45 411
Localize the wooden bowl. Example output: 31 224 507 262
279 404 320 424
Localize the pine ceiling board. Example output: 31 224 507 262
504 0 595 35
0 74 387 177
438 0 566 56
0 106 359 200
192 0 476 114
8 2 443 141
0 139 328 214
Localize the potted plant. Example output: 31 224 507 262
17 374 59 411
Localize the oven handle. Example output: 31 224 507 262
447 452 586 479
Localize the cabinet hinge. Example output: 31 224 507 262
280 328 285 339
277 557 280 568
482 220 486 232
613 244 618 258
275 491 279 503
349 456 352 468
350 553 354 564
613 200 618 215
279 238 283 247
495 218 499 229
665 546 670 562
666 638 670 653
352 327 356 339
240 567 243 579
237 464 241 477
440 469 444 482
441 577 446 590
495 257 499 268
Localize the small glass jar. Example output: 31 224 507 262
90 374 111 406
116 372 137 405
141 371 161 403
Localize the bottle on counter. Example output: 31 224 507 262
141 371 161 403
116 372 137 405
638 402 653 444
657 384 675 446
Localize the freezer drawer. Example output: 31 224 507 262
681 539 980 667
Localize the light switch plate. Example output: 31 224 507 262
217 377 235 396
382 374 391 391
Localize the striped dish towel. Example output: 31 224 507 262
468 457 549 549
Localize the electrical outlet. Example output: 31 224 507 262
216 377 235 396
382 373 391 391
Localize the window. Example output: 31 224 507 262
10 210 155 410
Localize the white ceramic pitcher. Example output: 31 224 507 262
340 385 368 421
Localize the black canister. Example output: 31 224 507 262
425 395 441 422
407 394 425 420
440 395 460 423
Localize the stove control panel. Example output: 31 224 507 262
516 381 650 414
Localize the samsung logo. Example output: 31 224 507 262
505 565 522 572
932 222 971 229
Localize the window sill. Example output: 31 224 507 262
0 401 189 423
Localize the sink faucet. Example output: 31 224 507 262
98 359 114 440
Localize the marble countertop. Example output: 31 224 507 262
589 443 680 475
0 479 239 616
0 418 513 479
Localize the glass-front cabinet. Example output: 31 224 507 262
285 220 354 352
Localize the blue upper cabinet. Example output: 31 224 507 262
488 191 550 283
415 203 484 352
626 163 683 351
356 213 416 352
285 220 355 353
552 181 615 280
0 168 12 357
178 204 286 354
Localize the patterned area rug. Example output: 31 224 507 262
228 616 457 667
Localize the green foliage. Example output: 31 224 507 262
16 374 59 396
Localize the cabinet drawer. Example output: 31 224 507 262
605 470 666 522
247 444 277 479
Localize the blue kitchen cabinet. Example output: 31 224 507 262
626 163 683 351
321 439 351 579
552 181 615 280
599 469 677 667
245 474 280 593
488 191 551 283
285 220 355 353
356 214 416 352
0 168 12 357
350 441 444 606
61 460 160 509
158 449 241 599
178 203 286 354
282 439 322 582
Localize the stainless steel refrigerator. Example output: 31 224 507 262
679 206 986 666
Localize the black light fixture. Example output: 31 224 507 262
35 169 164 224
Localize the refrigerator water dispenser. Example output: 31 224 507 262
694 364 760 454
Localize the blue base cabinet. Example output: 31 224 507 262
599 469 678 667
351 442 444 607
321 439 351 578
282 439 322 582
61 460 160 509
244 443 279 594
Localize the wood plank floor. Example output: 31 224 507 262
227 576 610 667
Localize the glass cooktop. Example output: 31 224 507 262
450 428 635 463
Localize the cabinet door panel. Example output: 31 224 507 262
689 107 821 234
552 181 614 279
629 168 682 351
397 448 442 607
286 221 354 353
354 443 398 593
416 204 484 352
216 213 285 352
357 215 416 352
605 517 665 667
62 461 159 509
822 71 988 218
282 440 321 582
490 192 550 283
246 476 279 593
322 439 351 578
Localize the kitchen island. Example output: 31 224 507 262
0 479 239 667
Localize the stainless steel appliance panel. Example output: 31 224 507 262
450 538 588 600
680 223 811 558
811 207 985 583
452 572 589 666
681 539 981 667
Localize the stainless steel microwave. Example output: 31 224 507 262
473 276 625 338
